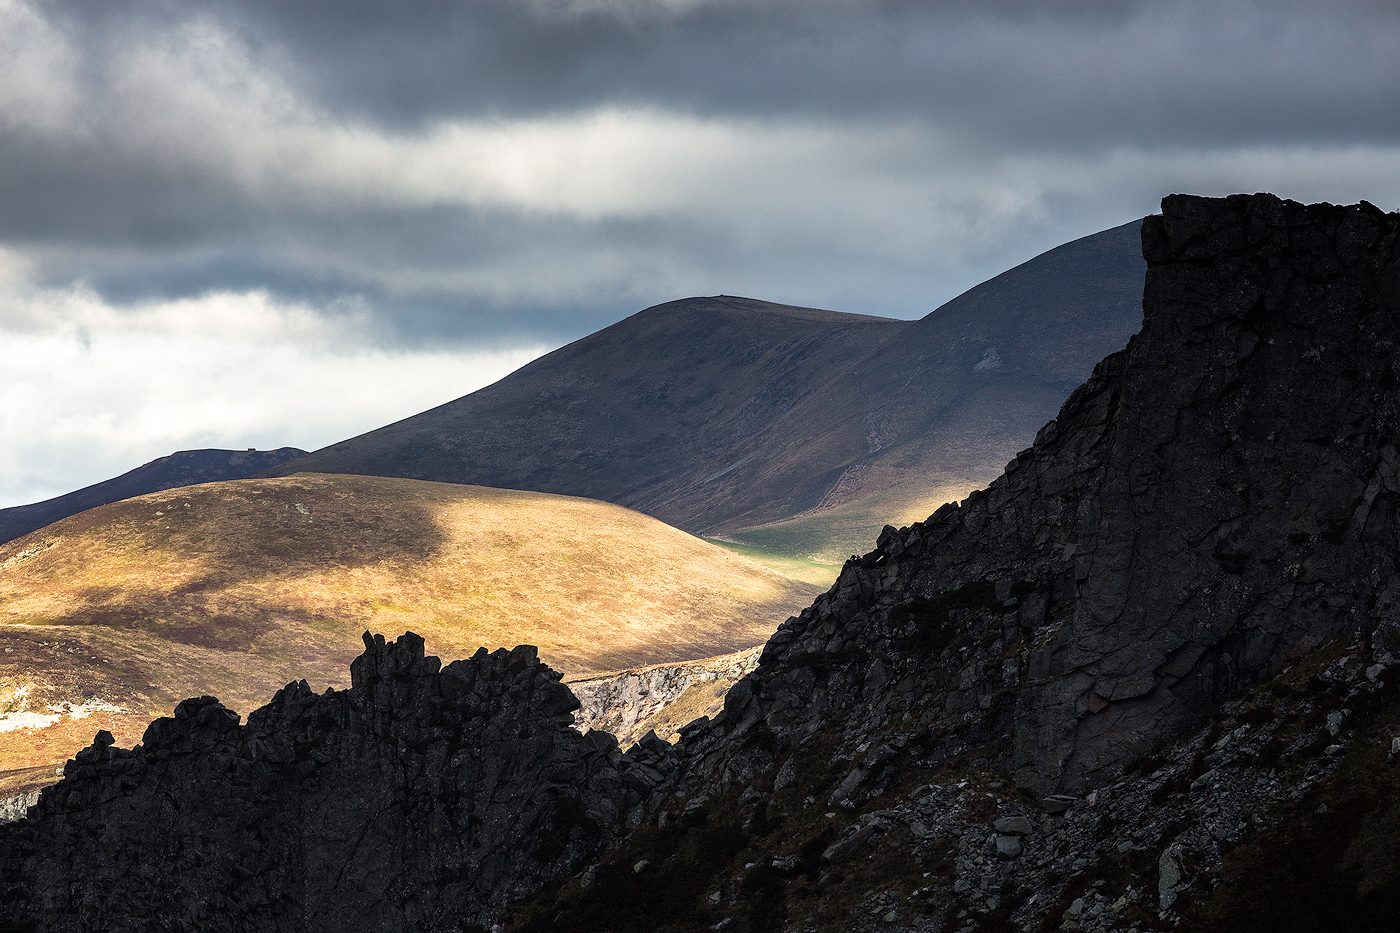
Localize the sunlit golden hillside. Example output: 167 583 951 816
0 474 818 774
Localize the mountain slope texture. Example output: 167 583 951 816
6 195 1400 932
264 223 1145 562
0 447 306 545
0 473 814 777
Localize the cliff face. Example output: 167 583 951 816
0 633 671 932
5 194 1400 933
521 194 1400 933
685 193 1400 796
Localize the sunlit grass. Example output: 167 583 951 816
704 539 841 589
0 474 820 774
723 475 982 564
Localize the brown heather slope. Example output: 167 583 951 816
0 447 306 546
0 473 817 776
262 224 1144 565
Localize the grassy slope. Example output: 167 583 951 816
717 473 983 566
704 540 843 588
263 227 1144 571
0 474 818 776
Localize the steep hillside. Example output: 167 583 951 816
716 218 1148 560
263 298 904 542
3 195 1393 933
0 473 815 776
0 447 306 545
526 193 1400 932
266 225 1145 562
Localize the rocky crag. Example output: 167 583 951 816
5 194 1400 932
0 633 673 932
681 191 1400 796
0 792 38 824
522 193 1400 932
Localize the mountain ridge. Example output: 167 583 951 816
11 195 1396 931
265 225 1146 561
0 447 306 546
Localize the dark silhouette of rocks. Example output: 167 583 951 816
7 195 1400 931
0 633 671 932
688 192 1400 796
0 447 306 545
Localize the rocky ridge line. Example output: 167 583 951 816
5 194 1400 933
0 632 673 932
674 192 1400 797
515 193 1400 933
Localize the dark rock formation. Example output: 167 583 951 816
0 633 669 932
0 447 306 545
7 194 1400 933
686 193 1400 796
516 193 1400 933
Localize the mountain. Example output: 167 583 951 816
5 195 1398 933
264 222 1146 563
0 447 306 545
0 473 816 778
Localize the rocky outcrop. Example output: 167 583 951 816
514 194 1400 933
571 647 761 747
0 632 672 932
528 631 1400 933
0 792 38 824
7 194 1400 933
684 193 1400 796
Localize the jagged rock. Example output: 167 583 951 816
0 632 649 932
822 823 880 864
11 194 1400 933
682 193 1400 797
512 196 1400 933
993 834 1022 859
992 815 1033 835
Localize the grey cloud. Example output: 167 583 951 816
57 0 1399 147
6 0 1400 350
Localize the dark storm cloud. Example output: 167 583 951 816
6 0 1400 346
45 0 1400 146
8 0 1400 506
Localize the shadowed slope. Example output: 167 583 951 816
719 219 1148 559
265 225 1145 563
263 297 904 532
0 473 817 773
0 448 306 545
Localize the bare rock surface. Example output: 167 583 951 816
684 192 1400 796
0 792 38 824
6 194 1400 933
570 646 762 747
0 632 670 932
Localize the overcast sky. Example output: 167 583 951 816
4 0 1400 507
